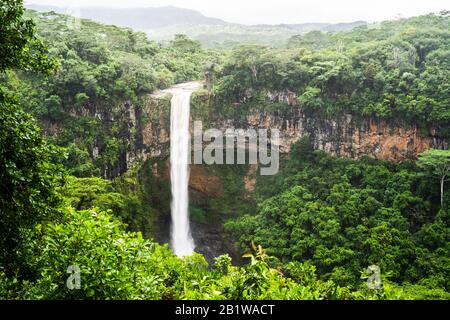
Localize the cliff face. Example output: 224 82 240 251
88 96 171 179
66 89 448 179
42 100 144 179
139 90 448 191
241 109 447 162
210 89 449 162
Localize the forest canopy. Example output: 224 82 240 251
213 13 450 133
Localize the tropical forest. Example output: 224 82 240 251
0 0 449 302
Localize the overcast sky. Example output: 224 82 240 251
25 0 449 24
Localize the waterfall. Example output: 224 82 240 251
170 88 195 256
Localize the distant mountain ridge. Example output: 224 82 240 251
279 21 367 31
26 4 367 47
26 4 365 30
26 4 227 28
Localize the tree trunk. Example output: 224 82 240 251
440 175 445 208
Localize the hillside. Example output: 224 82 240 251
26 4 366 47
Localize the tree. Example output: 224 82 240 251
0 0 56 73
418 149 450 208
0 0 61 275
169 34 202 53
231 45 267 83
0 92 64 275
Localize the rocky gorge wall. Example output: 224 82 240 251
63 87 448 186
137 88 449 190
235 109 448 162
199 90 449 162
144 91 447 161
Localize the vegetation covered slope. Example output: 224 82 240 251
226 138 449 297
213 13 450 133
1 9 220 178
27 4 366 48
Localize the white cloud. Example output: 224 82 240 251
25 0 449 24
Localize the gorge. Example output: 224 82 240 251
1 4 449 300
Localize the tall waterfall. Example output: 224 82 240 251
170 88 195 256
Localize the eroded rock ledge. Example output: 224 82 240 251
142 89 448 166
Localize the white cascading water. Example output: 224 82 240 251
170 88 195 256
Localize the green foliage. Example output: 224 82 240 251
0 209 370 300
63 176 126 212
214 14 450 130
3 194 439 300
189 206 207 223
225 138 449 293
1 9 219 178
146 20 366 48
0 0 56 73
0 91 64 275
61 170 158 238
62 143 99 177
0 0 63 276
21 209 163 299
418 149 450 207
